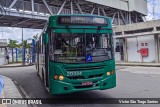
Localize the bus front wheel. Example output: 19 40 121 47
42 69 45 83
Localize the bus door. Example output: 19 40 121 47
43 33 49 87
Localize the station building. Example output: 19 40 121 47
0 0 147 27
0 0 151 63
0 39 8 65
113 21 160 63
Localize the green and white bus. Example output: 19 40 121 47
35 14 116 94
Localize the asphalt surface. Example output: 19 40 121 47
0 66 160 107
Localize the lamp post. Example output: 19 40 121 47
22 28 25 65
124 0 130 24
2 27 3 39
127 1 131 24
0 27 3 39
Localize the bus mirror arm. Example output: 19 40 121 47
97 26 101 34
66 26 72 34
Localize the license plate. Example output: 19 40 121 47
81 81 93 86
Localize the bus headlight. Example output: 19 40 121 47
106 72 111 76
59 75 64 81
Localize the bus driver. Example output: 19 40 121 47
55 34 71 49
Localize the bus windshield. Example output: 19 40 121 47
49 32 113 63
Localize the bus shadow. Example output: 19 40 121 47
49 90 113 98
47 91 117 106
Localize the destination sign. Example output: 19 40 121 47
57 16 108 25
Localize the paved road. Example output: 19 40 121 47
0 66 160 107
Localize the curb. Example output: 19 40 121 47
1 76 28 107
0 65 34 68
0 90 7 107
116 64 160 67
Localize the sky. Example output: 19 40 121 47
146 0 160 20
0 0 159 42
0 27 41 43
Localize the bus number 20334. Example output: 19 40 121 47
67 71 82 76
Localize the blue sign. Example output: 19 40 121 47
32 39 36 63
86 55 92 62
0 76 4 96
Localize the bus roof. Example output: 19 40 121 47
49 14 110 19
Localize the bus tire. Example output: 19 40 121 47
37 71 40 76
42 69 45 83
35 63 37 69
36 65 40 76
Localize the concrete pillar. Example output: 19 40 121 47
154 35 159 63
153 27 157 32
123 38 128 62
128 12 131 24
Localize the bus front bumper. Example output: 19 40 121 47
49 74 116 94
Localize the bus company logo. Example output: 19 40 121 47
1 99 42 105
2 99 11 104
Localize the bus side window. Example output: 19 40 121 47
49 32 55 60
39 36 41 54
41 36 43 54
42 36 44 54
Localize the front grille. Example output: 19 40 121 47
65 64 105 80
68 76 85 79
68 73 103 80
64 65 106 71
88 74 103 78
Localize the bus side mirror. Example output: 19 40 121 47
43 33 48 44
